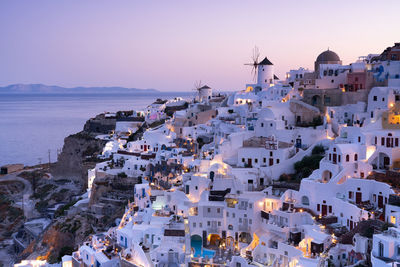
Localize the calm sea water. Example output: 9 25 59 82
0 93 191 166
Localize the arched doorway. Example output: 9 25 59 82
378 152 391 170
208 234 221 247
311 95 321 106
322 170 333 182
209 171 215 181
239 232 252 244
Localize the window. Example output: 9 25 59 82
232 213 235 218
263 158 266 163
382 137 385 146
239 218 242 223
329 154 331 161
207 221 210 226
227 212 229 217
217 208 220 213
242 158 245 162
302 196 310 206
218 221 221 226
373 96 377 101
379 242 384 257
317 204 320 211
261 123 264 127
346 155 350 162
270 151 273 157
325 96 331 104
199 223 202 227
193 222 196 227
249 203 252 209
255 158 258 163
349 191 353 199
207 208 211 213
354 154 358 161
358 136 361 142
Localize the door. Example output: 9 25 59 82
350 220 354 230
321 205 327 216
384 157 390 167
247 158 252 167
378 195 384 208
260 178 264 186
269 158 274 166
333 154 337 164
356 192 362 204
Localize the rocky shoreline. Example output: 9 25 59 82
1 113 121 265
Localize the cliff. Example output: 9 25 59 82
52 131 107 188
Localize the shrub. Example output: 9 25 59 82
294 154 324 180
312 145 325 155
117 172 127 178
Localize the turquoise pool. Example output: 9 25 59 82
191 238 216 258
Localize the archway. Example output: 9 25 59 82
322 170 333 183
378 152 391 170
311 95 321 106
209 171 215 181
239 232 252 244
208 234 221 247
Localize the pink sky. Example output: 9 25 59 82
0 0 399 91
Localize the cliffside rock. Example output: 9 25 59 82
52 132 106 187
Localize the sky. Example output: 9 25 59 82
0 0 399 92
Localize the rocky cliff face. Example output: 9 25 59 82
52 131 107 188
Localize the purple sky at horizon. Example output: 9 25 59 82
0 0 399 92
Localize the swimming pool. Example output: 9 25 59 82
191 238 216 258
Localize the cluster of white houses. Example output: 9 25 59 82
16 43 400 267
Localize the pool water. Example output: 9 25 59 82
191 238 216 258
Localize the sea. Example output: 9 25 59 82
0 92 191 166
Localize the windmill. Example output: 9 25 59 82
193 80 203 101
244 46 260 82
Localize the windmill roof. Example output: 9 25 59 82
200 85 211 89
274 75 279 80
258 57 273 65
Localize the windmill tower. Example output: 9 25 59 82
257 57 275 87
193 80 212 103
245 46 275 88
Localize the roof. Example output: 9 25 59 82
199 85 211 89
273 74 279 80
258 57 273 65
316 49 341 62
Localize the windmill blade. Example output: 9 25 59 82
252 46 260 65
193 80 203 91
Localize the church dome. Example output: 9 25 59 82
316 49 340 62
